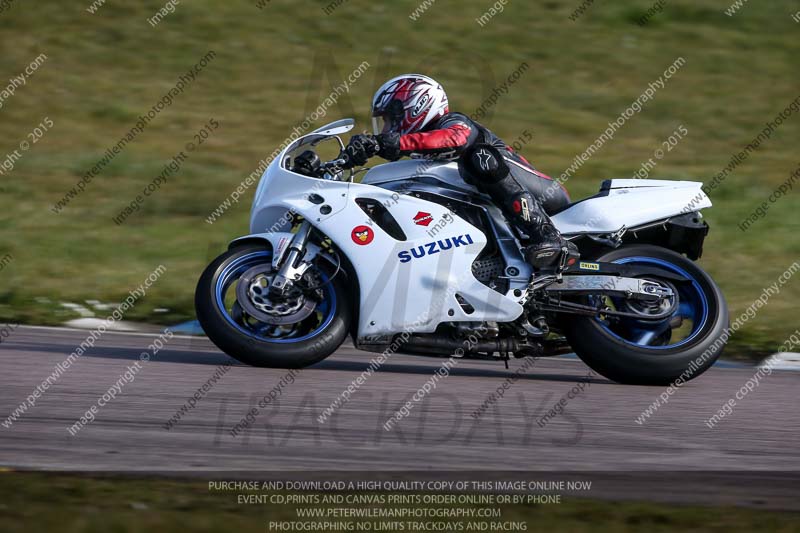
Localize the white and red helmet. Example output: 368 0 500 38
371 74 449 135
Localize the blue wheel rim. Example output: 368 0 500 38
214 251 336 343
594 256 709 350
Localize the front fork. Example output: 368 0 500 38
269 221 313 296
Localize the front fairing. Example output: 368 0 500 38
249 119 355 234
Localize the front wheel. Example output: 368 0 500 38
195 244 351 368
562 245 729 385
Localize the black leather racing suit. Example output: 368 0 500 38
392 112 572 267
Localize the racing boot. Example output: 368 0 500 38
502 187 579 271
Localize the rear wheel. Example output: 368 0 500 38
195 244 351 368
562 245 728 385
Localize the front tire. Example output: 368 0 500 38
195 244 351 368
562 245 728 385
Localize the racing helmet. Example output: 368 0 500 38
371 74 449 135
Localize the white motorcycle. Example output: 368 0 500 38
195 119 728 385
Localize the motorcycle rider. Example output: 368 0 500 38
342 74 576 271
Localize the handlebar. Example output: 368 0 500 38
321 156 350 170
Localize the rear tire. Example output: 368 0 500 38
195 244 351 368
562 245 728 385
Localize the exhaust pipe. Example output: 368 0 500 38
402 334 521 356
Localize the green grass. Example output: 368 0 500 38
1 472 799 532
0 1 798 357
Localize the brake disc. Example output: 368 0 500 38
235 264 317 325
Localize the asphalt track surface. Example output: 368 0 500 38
1 326 799 509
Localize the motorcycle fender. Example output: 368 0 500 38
228 232 322 268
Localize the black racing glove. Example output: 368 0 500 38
375 132 401 161
343 134 379 168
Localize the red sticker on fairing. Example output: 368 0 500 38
351 225 374 245
413 211 433 226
